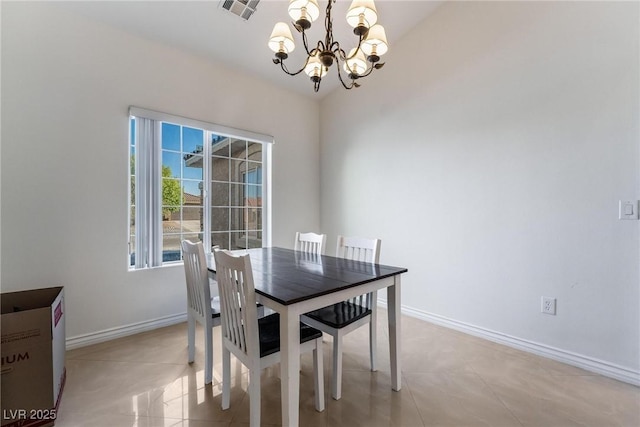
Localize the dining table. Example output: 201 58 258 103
207 246 408 427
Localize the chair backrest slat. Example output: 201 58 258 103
336 235 381 309
214 249 259 358
295 232 326 256
337 236 380 264
182 240 211 318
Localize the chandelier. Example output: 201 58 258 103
268 0 388 92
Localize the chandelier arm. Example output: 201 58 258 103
330 41 342 57
279 62 306 76
277 55 313 77
297 26 324 58
335 33 364 62
356 60 384 79
356 65 376 79
300 29 313 57
353 33 365 56
332 43 348 62
335 63 356 90
332 55 356 90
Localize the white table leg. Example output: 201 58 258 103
388 275 402 391
280 307 300 427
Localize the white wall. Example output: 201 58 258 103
320 1 639 375
0 3 320 339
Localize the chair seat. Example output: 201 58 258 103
258 313 323 358
304 301 371 329
211 296 221 319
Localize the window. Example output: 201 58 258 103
128 107 272 269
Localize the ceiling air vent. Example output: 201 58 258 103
220 0 260 21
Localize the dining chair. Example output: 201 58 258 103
301 235 381 400
181 239 222 385
294 231 326 256
214 249 325 427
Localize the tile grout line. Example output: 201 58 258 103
471 367 526 427
401 373 429 427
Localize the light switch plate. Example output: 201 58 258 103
619 200 639 220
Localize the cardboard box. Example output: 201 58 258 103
1 287 65 427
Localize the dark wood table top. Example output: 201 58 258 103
208 247 408 306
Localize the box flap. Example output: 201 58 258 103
1 287 63 315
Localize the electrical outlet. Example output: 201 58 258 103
541 297 556 315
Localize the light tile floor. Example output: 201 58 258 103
58 311 640 426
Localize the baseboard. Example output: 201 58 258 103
378 300 640 387
66 303 640 387
65 313 187 350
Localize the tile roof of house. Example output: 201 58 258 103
183 192 202 205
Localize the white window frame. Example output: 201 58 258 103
128 106 273 269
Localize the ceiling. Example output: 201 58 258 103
53 1 443 98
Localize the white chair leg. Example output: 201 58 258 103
332 334 343 400
222 347 231 410
187 315 195 364
204 324 213 384
370 309 378 372
249 366 261 427
313 338 325 412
